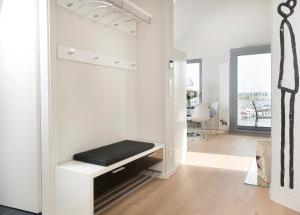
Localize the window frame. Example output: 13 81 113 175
229 45 271 134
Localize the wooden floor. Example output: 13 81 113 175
103 134 299 215
187 133 269 157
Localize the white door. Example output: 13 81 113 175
0 0 41 213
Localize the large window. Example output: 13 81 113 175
186 59 202 106
230 46 271 133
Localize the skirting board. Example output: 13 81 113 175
57 46 137 71
158 167 177 180
270 189 300 213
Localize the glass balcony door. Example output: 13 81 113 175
230 46 271 133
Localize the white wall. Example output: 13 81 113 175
164 0 177 175
51 1 177 212
174 0 192 54
133 0 177 175
56 7 137 163
174 0 271 129
134 0 165 144
219 62 230 131
271 1 300 212
0 0 41 213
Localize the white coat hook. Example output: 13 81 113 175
110 15 125 26
68 48 76 55
66 2 74 7
57 46 137 71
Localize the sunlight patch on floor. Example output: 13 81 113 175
184 151 255 172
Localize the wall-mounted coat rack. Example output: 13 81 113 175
57 46 137 71
57 0 152 36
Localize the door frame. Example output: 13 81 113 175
229 45 271 134
39 0 57 214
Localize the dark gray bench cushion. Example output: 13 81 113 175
74 140 155 166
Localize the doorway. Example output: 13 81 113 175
186 59 203 138
230 46 272 133
186 59 202 107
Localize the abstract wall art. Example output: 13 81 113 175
277 0 299 189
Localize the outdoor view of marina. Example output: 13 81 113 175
237 53 271 129
238 92 271 128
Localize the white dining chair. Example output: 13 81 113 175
191 104 211 140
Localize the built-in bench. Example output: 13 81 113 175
55 142 164 215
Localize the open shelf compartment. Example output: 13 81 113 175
93 150 163 214
94 170 160 214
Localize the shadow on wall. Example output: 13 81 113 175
0 0 2 12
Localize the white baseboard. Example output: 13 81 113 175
157 167 177 180
270 189 300 213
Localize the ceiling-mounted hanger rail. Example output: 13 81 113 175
70 0 112 14
107 0 151 24
57 0 152 36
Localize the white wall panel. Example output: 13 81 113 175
0 0 41 213
56 6 137 163
271 0 300 212
133 0 176 175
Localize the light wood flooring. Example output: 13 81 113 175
187 133 269 157
103 134 299 215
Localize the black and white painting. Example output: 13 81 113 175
277 0 299 189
